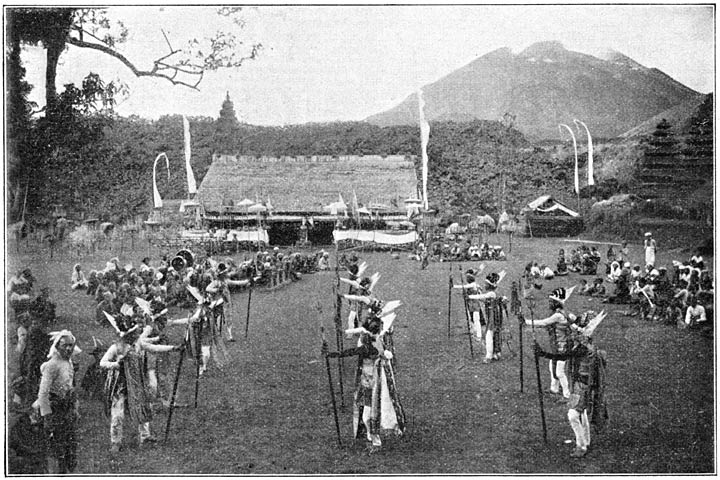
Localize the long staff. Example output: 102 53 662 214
458 265 474 358
528 295 547 442
165 327 189 441
244 281 253 338
333 251 345 407
447 264 453 339
511 280 523 392
321 327 342 447
194 311 203 409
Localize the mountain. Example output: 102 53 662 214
365 41 703 140
620 94 710 138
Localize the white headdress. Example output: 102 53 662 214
47 330 77 358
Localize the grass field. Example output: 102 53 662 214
5 234 715 474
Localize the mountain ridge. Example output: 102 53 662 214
366 41 702 139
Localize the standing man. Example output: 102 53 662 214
100 317 180 453
643 232 657 269
523 287 577 400
533 311 608 458
453 267 486 344
34 330 79 474
468 271 506 363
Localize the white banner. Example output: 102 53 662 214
183 115 197 195
181 229 269 243
333 229 418 245
418 89 430 210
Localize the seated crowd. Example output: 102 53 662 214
555 247 713 331
415 240 507 263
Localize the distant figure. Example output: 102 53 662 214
643 232 656 268
71 264 88 290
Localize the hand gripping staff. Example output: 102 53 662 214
458 265 475 359
526 293 547 442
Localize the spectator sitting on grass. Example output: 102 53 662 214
684 296 706 328
71 265 88 290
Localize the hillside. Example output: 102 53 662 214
620 94 711 138
366 41 703 140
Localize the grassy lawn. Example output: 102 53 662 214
5 234 714 473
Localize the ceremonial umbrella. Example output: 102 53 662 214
477 214 496 230
477 214 496 240
247 203 267 228
445 222 463 235
238 198 255 227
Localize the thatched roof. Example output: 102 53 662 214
197 155 419 213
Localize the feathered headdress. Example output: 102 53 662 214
103 311 140 339
135 297 168 320
549 285 576 304
47 330 79 358
572 310 607 337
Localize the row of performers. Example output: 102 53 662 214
325 260 406 451
29 278 233 472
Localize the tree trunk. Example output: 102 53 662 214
45 39 63 117
44 11 74 119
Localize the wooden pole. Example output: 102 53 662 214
244 284 252 338
164 343 186 442
322 335 342 448
333 247 345 408
533 343 548 443
194 316 203 409
447 265 453 339
458 265 474 359
528 300 547 442
518 308 524 393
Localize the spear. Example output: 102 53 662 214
244 280 253 338
321 326 342 447
527 294 547 442
447 264 453 339
194 309 203 409
511 280 524 393
458 265 474 358
333 252 345 407
165 326 189 441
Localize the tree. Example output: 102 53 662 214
7 7 261 120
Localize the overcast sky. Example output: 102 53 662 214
21 4 715 125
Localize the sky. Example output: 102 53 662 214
20 4 715 126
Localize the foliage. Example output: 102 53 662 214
18 115 606 223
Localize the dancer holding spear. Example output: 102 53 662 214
323 295 405 452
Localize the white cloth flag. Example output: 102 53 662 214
559 124 579 195
153 153 170 209
183 116 197 195
418 89 430 210
574 119 594 186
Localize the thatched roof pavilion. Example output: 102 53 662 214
197 155 419 217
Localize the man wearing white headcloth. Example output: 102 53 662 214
34 330 79 474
